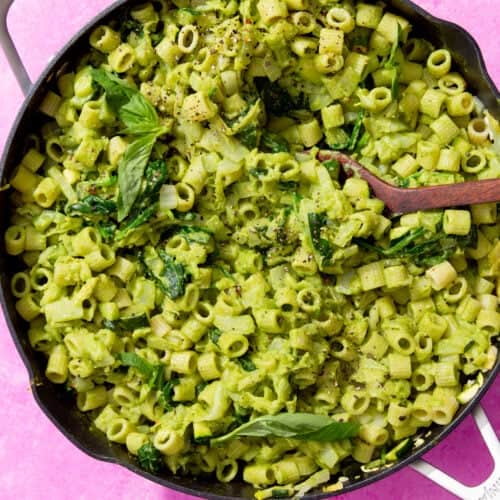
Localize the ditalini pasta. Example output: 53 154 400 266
4 0 499 497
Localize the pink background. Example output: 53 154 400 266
0 1 498 499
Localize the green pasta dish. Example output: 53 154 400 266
4 0 500 497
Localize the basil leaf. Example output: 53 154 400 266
117 134 157 221
91 69 136 115
211 413 359 445
120 93 162 135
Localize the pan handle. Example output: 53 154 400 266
0 0 32 95
410 405 500 500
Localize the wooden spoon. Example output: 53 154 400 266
318 151 500 214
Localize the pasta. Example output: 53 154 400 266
3 0 499 497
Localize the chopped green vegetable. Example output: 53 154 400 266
177 225 212 244
238 356 257 372
158 378 180 411
211 413 360 445
355 225 477 266
118 352 156 378
118 352 169 394
158 250 186 299
67 195 116 215
278 181 299 191
97 220 117 242
141 247 188 299
323 159 340 179
236 125 259 150
208 327 222 345
178 7 201 16
385 25 403 99
117 203 158 240
308 213 333 261
256 78 307 115
330 110 365 152
137 442 163 473
385 437 412 462
92 175 117 188
261 131 290 153
250 167 268 178
104 314 149 332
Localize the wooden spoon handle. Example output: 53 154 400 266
388 179 500 213
318 151 500 213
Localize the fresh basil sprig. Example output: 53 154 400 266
211 413 359 445
91 69 169 221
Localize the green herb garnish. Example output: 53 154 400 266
91 70 169 221
211 413 359 445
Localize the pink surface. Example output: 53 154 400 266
0 1 498 499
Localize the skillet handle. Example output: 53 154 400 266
0 0 32 95
410 405 500 500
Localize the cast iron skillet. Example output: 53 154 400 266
0 1 498 498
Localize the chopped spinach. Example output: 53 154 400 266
158 378 180 411
323 159 340 179
178 7 201 16
237 356 257 372
249 166 268 178
278 181 299 191
158 250 186 299
236 125 259 150
208 327 222 345
104 314 149 332
177 225 212 244
261 131 290 153
118 352 156 379
355 225 478 267
308 213 333 261
142 247 187 299
68 195 116 216
255 78 307 115
385 25 403 99
329 110 365 152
